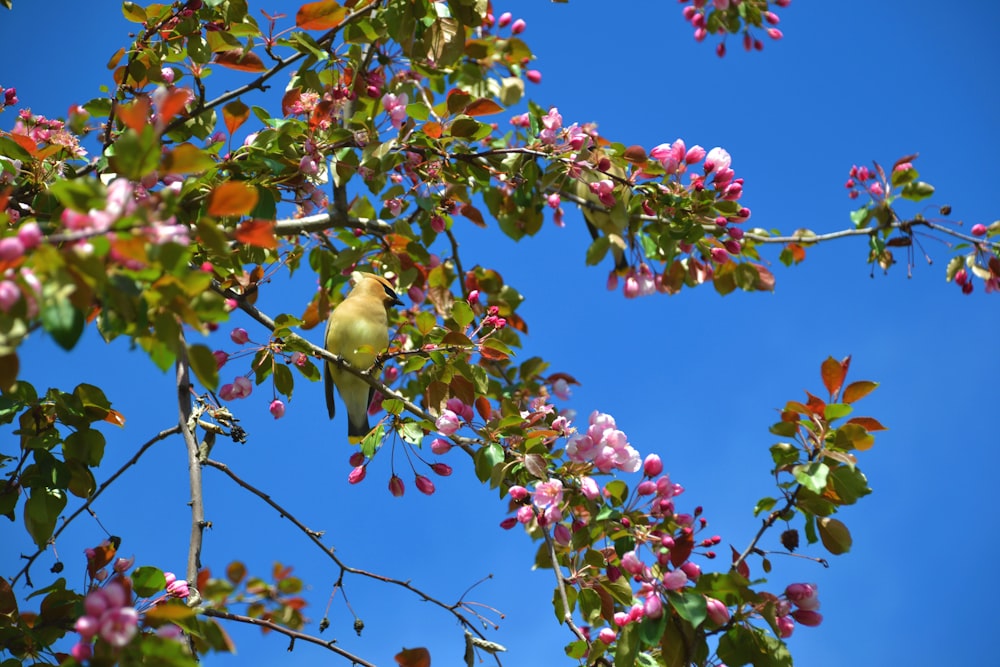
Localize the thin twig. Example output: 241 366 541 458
201 608 376 667
11 425 181 587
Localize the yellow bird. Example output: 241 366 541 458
324 272 404 443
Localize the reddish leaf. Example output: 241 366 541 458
846 416 887 432
786 242 806 263
892 153 919 170
820 356 849 398
464 98 503 117
422 121 443 139
223 99 251 135
208 181 259 217
214 49 265 73
86 540 117 578
8 132 37 156
752 262 775 291
157 87 193 125
475 396 492 421
730 545 750 579
804 391 826 416
547 372 579 386
842 380 878 404
296 0 347 30
395 647 430 667
104 409 126 427
234 220 278 249
460 203 485 227
118 97 151 132
670 531 694 568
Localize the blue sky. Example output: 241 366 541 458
2 1 999 666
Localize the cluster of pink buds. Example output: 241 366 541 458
773 582 822 637
680 0 788 54
12 108 85 157
845 163 886 201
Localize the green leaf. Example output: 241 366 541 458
108 126 161 180
818 517 852 554
41 299 84 351
63 428 106 466
585 235 610 265
823 402 852 420
273 363 294 398
718 624 792 667
793 461 829 495
666 590 706 628
451 300 474 328
753 496 777 516
133 566 167 597
615 620 639 667
637 612 668 647
552 584 576 623
849 205 871 227
188 344 220 391
474 442 504 482
901 181 935 201
24 488 67 547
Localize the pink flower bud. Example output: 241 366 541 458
113 556 135 574
430 462 452 476
71 642 93 662
430 438 452 455
705 597 730 625
636 480 657 496
598 627 616 644
0 236 24 261
415 474 435 495
76 614 99 639
0 280 20 311
792 609 823 626
971 223 987 236
643 453 663 477
767 28 783 40
269 399 285 419
17 222 41 249
435 409 461 435
508 485 530 501
643 593 663 619
348 465 366 484
499 517 517 529
389 474 405 497
680 561 701 581
230 328 249 345
620 550 643 575
497 11 512 27
716 42 726 58
710 247 730 263
511 18 526 34
526 69 542 84
764 11 780 24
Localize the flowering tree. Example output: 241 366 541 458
0 1 996 666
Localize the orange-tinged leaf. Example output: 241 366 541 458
395 647 430 667
208 181 259 217
234 220 277 249
145 601 197 621
214 49 265 73
0 353 18 392
847 416 887 432
786 242 806 263
422 121 443 139
843 380 878 404
820 356 847 398
107 46 126 70
162 142 216 174
157 87 193 125
8 132 37 156
110 236 150 264
296 0 347 30
118 97 151 132
223 99 251 135
464 98 503 117
104 409 126 427
87 541 117 578
460 203 485 227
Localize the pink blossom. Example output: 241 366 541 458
553 523 571 545
16 221 40 249
510 112 530 128
213 350 229 369
430 462 452 476
767 28 783 40
713 0 730 8
113 556 134 574
546 193 561 209
0 236 24 261
497 11 512 27
99 606 139 647
662 569 688 590
75 614 99 639
467 289 480 304
499 517 517 529
551 378 571 400
538 107 563 144
219 376 252 400
299 155 318 175
525 69 542 84
620 550 643 575
643 593 663 619
680 561 701 581
589 179 616 207
381 92 408 129
511 18 526 34
703 147 731 173
430 437 452 455
598 627 616 643
533 479 563 509
166 576 190 598
776 615 795 638
430 215 446 232
269 399 285 419
516 505 534 523
579 476 600 500
971 223 987 236
385 197 403 217
445 397 474 422
230 327 249 344
785 582 820 610
435 409 461 435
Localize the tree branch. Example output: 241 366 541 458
201 608 376 667
12 426 180 587
177 343 205 590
